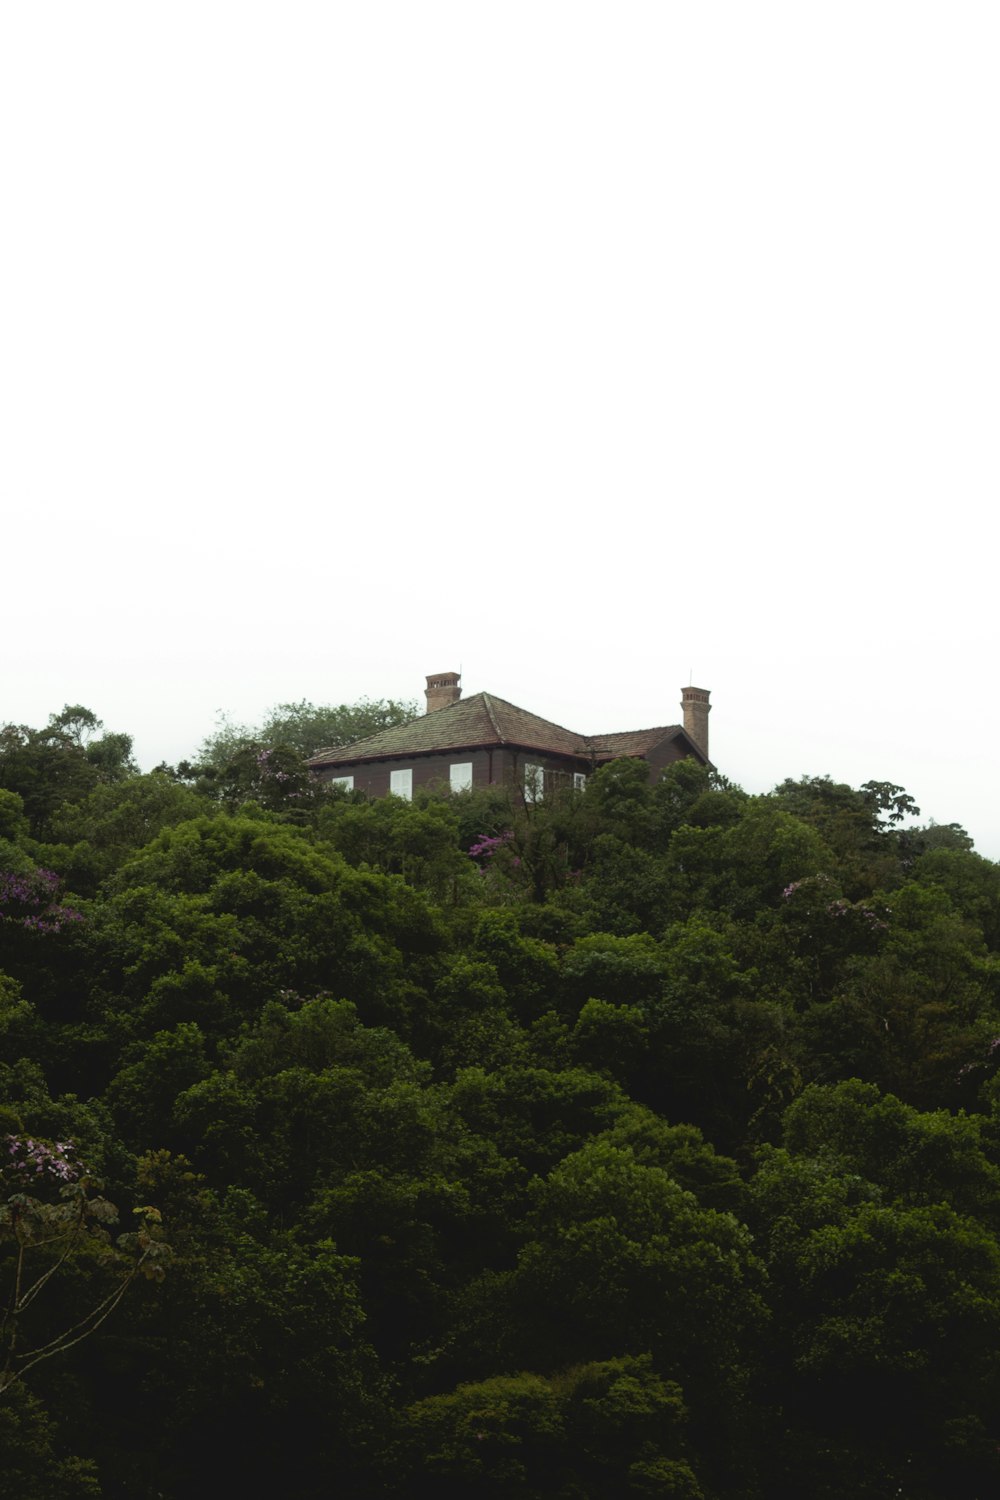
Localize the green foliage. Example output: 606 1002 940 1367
106 1023 212 1148
571 998 650 1083
404 1355 703 1498
746 1077 1000 1496
45 772 205 893
781 1079 1000 1224
83 814 447 1047
768 775 915 896
198 696 418 767
0 789 29 844
1 1134 170 1408
3 705 1000 1496
911 845 1000 948
0 1384 101 1498
509 1140 765 1379
0 709 136 839
318 792 467 894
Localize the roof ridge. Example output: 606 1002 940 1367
483 692 587 743
480 692 504 742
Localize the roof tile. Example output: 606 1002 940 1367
307 692 589 767
588 726 686 759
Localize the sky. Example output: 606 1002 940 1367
3 5 998 854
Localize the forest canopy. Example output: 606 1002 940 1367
1 702 998 1499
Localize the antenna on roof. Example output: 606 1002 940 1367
689 667 693 685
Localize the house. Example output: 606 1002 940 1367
307 673 711 802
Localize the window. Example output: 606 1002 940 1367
573 772 587 792
450 762 473 793
330 775 354 792
524 763 544 803
390 767 413 800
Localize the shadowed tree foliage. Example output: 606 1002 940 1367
193 698 417 771
0 703 998 1496
0 709 136 840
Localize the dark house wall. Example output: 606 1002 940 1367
642 736 695 783
317 746 590 800
322 749 495 800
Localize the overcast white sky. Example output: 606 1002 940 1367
3 5 998 854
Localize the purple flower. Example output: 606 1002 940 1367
3 1134 81 1184
468 831 514 860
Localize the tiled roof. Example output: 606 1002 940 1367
587 726 686 759
307 692 590 768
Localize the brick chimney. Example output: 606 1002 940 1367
681 685 711 758
425 671 462 714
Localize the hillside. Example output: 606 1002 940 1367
2 709 1000 1498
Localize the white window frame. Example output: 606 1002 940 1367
524 763 544 803
390 767 413 801
573 771 587 792
449 762 473 793
330 775 354 792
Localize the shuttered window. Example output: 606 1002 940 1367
450 762 473 793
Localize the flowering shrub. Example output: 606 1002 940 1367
256 747 292 784
0 868 82 934
465 830 529 904
468 831 515 863
781 875 889 934
4 1135 79 1185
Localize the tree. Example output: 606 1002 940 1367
859 780 921 827
0 1383 101 1498
909 846 1000 951
903 820 975 855
652 760 748 841
45 771 206 894
1 1134 169 1399
403 1355 704 1499
91 1154 390 1499
0 709 136 839
84 812 447 1044
749 1083 1000 1498
0 790 29 845
318 793 468 895
196 697 418 769
447 1140 765 1495
750 1149 1000 1498
768 776 912 896
780 1079 1000 1227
